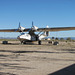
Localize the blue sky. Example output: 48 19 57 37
0 0 75 38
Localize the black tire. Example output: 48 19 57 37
21 41 26 44
23 41 26 44
38 40 41 45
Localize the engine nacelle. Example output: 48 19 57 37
32 26 38 31
46 31 49 36
44 31 50 36
45 25 50 36
18 26 25 32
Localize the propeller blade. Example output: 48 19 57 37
32 21 33 27
19 22 21 27
15 22 21 32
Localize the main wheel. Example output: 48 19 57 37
38 40 41 45
23 42 26 44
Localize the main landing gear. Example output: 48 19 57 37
38 40 42 45
21 40 42 45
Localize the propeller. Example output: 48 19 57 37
32 21 34 27
31 21 38 31
19 22 21 29
15 22 21 32
15 22 25 32
28 21 34 32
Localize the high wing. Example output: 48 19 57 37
0 28 30 32
37 27 75 32
0 27 75 32
0 29 17 32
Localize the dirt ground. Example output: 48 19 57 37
0 41 75 75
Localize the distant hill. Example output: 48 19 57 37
48 37 75 40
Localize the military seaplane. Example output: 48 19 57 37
0 22 75 45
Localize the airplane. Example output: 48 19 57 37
0 22 75 45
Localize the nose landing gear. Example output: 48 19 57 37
21 41 26 44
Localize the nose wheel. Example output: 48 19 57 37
21 41 26 44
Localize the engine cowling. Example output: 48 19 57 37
45 25 50 36
46 31 49 36
31 26 38 31
18 26 25 32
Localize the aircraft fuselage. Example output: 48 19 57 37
17 32 47 43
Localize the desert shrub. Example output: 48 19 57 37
66 37 71 41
